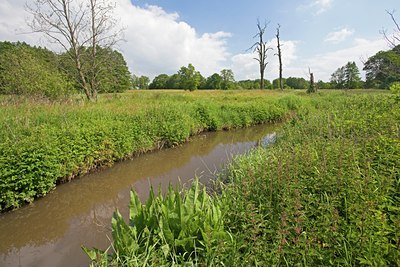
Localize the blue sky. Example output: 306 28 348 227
0 0 399 81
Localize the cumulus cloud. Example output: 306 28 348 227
324 27 354 43
0 0 232 79
304 38 387 81
102 0 232 78
231 39 299 81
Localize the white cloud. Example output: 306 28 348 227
0 0 232 79
304 38 387 81
231 39 299 81
298 0 333 15
324 27 354 43
108 0 232 78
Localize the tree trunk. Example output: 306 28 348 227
276 24 283 90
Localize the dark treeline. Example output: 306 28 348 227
0 41 131 99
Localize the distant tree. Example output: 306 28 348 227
250 20 272 89
330 66 346 89
286 77 309 89
220 69 235 90
344 61 361 88
166 74 181 89
237 79 257 89
273 78 286 89
0 41 72 98
275 24 283 90
149 74 170 89
27 0 123 100
177 64 201 91
132 75 150 89
330 62 361 89
317 80 333 89
363 46 400 88
205 73 222 89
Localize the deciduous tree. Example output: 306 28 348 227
220 69 235 90
26 0 123 100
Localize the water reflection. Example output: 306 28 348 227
0 124 278 267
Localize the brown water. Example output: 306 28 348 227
0 124 277 267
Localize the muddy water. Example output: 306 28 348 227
0 124 277 267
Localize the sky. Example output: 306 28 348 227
0 0 399 81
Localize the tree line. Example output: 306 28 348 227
0 0 399 99
0 41 131 99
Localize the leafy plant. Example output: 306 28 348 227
83 180 233 266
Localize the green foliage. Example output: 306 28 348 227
83 180 233 266
149 74 170 89
177 64 201 91
220 69 235 90
390 81 400 94
220 93 400 265
331 61 362 89
204 73 222 89
363 45 400 89
285 77 309 89
132 74 150 89
0 41 73 99
60 46 132 93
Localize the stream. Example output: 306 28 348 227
0 124 278 267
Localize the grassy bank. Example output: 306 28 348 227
221 93 399 265
0 90 302 211
85 91 399 266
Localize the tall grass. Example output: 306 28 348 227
0 90 303 211
220 93 400 265
86 91 399 266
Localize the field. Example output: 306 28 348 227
0 90 301 211
79 90 400 266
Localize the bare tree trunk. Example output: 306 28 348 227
276 24 283 90
307 68 316 93
249 20 272 89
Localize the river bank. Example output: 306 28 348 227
0 90 303 211
0 123 279 267
86 91 400 266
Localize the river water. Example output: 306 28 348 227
0 124 277 267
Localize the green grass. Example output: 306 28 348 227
0 90 304 211
220 93 400 266
85 91 399 266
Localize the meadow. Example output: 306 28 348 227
0 90 300 211
82 90 400 266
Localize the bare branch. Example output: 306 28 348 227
26 0 124 100
249 19 271 89
383 9 400 48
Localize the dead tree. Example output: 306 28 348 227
307 67 316 93
250 20 272 89
382 10 400 48
275 24 283 90
26 0 123 101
